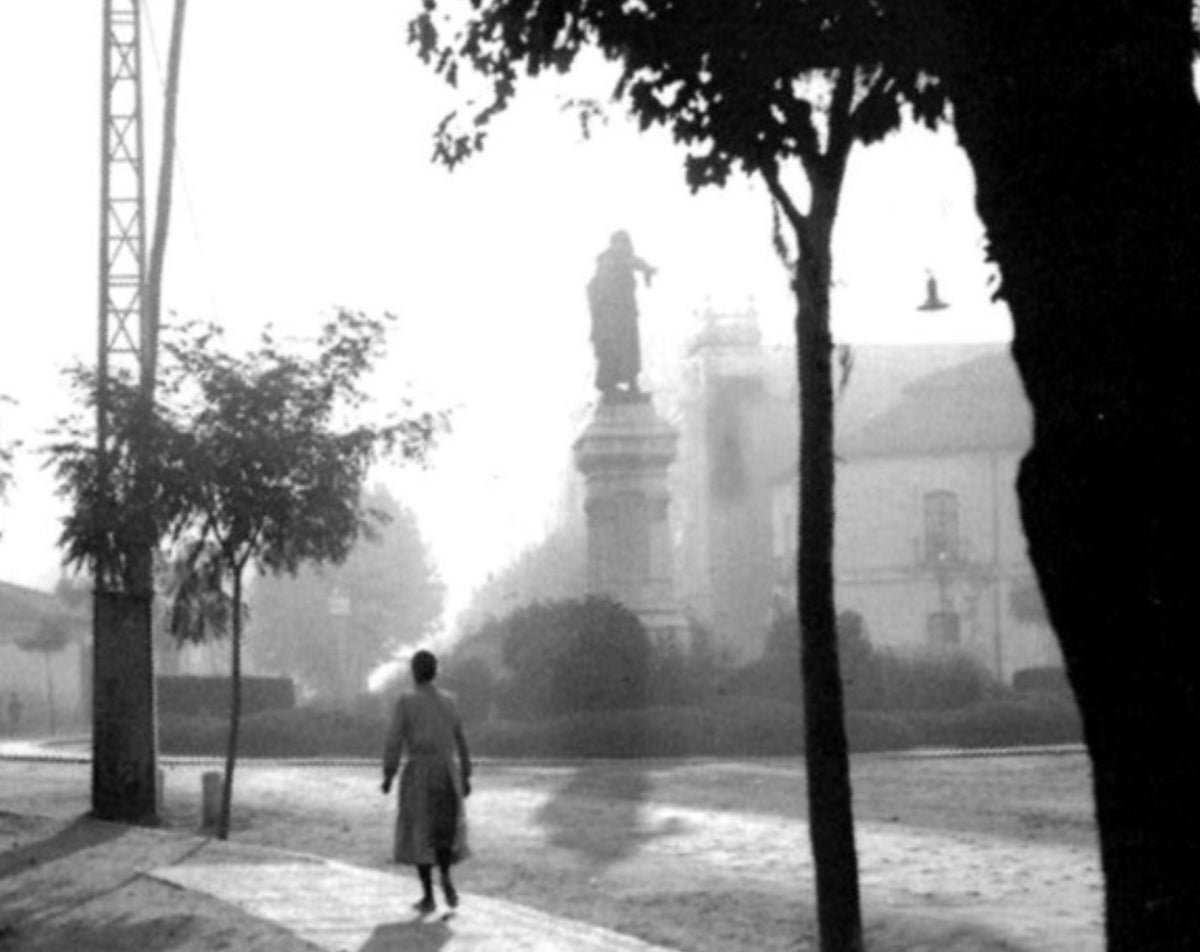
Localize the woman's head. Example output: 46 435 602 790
411 649 438 685
609 229 633 255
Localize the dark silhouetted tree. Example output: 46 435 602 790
871 6 1200 946
407 8 951 945
412 1 1200 941
409 5 1200 946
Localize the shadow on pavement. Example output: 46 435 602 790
359 917 453 951
0 814 127 881
534 760 686 870
0 913 206 952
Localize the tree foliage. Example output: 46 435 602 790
489 596 651 718
454 520 586 637
409 0 945 186
248 484 445 699
49 311 441 593
48 309 444 839
409 3 1200 947
407 6 954 948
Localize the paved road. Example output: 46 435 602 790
0 751 1102 952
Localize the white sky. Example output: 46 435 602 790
0 1 1010 631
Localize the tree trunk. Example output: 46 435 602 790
91 591 158 822
218 567 244 840
795 198 863 952
940 5 1200 947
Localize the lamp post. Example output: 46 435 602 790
328 587 352 703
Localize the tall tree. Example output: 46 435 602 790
414 2 1200 946
407 5 942 947
51 310 443 839
247 485 444 700
892 4 1200 947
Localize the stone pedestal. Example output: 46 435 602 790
573 397 687 641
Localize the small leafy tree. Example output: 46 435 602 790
50 310 443 839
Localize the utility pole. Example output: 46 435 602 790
93 0 156 822
93 0 189 823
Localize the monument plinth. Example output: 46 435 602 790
573 396 686 640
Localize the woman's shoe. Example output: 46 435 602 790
413 896 437 916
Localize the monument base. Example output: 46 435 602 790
574 396 687 648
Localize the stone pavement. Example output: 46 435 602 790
0 810 675 952
154 859 672 952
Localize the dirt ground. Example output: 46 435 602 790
0 752 1102 951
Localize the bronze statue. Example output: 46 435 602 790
587 230 656 400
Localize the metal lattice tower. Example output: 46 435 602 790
92 0 159 824
98 0 150 406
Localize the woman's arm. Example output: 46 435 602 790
381 698 405 793
454 721 473 797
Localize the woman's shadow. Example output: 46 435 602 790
358 916 452 952
534 760 686 871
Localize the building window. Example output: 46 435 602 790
927 611 962 647
923 489 961 564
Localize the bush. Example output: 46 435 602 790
470 700 917 758
489 596 651 718
158 674 295 718
873 649 995 711
1013 666 1071 695
904 695 1081 748
158 689 1080 759
735 607 997 712
160 701 387 758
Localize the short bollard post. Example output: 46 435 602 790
201 771 223 829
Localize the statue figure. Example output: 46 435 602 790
587 230 656 400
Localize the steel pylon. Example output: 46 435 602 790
93 0 158 823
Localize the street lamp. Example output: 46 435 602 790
917 270 950 311
328 587 352 703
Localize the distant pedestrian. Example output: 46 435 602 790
382 650 472 916
7 692 22 732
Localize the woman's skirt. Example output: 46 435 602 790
394 755 469 866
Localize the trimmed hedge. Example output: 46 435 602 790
1012 666 1072 695
159 693 1080 759
905 696 1082 749
160 703 387 758
158 675 295 718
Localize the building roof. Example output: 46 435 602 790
840 350 1031 459
757 342 1015 482
0 580 80 643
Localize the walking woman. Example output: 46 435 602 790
382 649 472 914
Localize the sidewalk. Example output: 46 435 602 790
0 811 674 952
